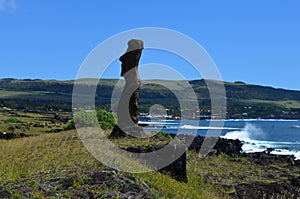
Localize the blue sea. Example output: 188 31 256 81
139 119 300 159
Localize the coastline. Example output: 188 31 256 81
177 133 300 198
141 118 300 160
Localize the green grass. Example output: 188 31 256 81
240 99 300 109
274 100 300 108
0 130 223 198
1 129 300 198
0 109 70 134
0 130 100 182
0 90 56 99
0 90 32 98
1 111 300 198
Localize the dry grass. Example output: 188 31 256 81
0 129 225 198
0 130 100 183
2 128 300 198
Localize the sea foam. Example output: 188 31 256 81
179 124 239 130
222 123 300 159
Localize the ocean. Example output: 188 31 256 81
140 119 300 159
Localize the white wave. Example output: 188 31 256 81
222 130 251 142
241 142 266 153
222 123 262 140
292 125 300 129
222 123 300 159
227 119 262 122
271 150 300 160
210 119 299 122
138 121 177 125
157 119 177 122
179 124 240 130
270 119 299 122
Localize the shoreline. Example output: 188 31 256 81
166 133 300 162
141 119 300 161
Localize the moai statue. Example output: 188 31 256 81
110 39 144 138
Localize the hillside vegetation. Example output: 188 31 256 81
1 127 300 198
0 128 221 198
1 78 300 118
1 108 300 198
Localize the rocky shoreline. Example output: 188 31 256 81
188 134 299 163
186 135 300 199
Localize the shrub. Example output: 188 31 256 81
63 109 116 130
4 117 21 124
63 119 75 131
156 131 172 140
96 109 117 130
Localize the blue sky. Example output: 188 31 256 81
0 0 300 90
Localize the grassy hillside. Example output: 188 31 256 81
1 110 300 198
1 130 300 198
1 78 300 118
0 130 221 198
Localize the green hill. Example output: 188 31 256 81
0 78 300 119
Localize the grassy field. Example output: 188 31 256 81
0 109 70 134
0 130 223 198
240 99 300 109
0 90 32 98
0 110 221 198
2 129 300 198
1 110 300 198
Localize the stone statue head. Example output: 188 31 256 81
119 39 144 77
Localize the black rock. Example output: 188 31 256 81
0 190 11 199
109 125 129 138
290 177 300 186
109 125 146 138
159 148 187 183
60 177 74 189
18 187 33 198
91 171 109 184
66 187 92 199
235 182 298 199
0 132 32 139
124 143 188 183
186 135 243 157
